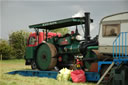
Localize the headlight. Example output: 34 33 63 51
76 35 83 40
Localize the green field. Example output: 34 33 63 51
0 59 96 85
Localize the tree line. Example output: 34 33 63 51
0 30 29 59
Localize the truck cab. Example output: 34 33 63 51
27 32 61 47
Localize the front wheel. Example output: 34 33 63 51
31 60 37 70
35 43 57 70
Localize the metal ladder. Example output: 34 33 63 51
113 32 128 64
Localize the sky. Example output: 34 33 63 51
0 0 128 40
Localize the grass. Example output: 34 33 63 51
0 59 96 85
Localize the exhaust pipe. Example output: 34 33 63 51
80 13 98 55
84 12 90 41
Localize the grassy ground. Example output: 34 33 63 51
0 59 96 85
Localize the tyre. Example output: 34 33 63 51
31 60 37 70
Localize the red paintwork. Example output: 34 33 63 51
27 32 61 47
60 40 68 45
58 56 62 62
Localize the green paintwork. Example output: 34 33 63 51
57 36 71 46
47 37 54 44
29 17 86 30
57 43 80 54
25 47 35 59
87 46 98 50
62 55 69 63
57 36 80 54
36 43 52 70
110 66 128 85
47 33 81 55
64 43 80 54
84 46 98 70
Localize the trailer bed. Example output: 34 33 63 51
7 70 100 81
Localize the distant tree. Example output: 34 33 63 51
9 30 29 59
0 39 15 59
50 28 69 35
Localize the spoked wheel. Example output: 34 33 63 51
31 60 37 70
35 43 57 70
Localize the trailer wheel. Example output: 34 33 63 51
35 43 57 70
31 60 37 70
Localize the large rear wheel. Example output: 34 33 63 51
35 43 57 70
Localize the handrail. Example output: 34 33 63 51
113 32 128 59
113 33 121 44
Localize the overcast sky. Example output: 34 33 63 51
0 0 128 40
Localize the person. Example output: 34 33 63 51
110 29 117 36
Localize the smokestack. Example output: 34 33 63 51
84 12 90 41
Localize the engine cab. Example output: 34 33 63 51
27 32 61 47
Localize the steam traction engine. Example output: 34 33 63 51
24 13 98 71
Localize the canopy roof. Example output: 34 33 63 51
29 17 92 30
